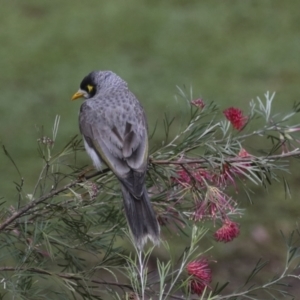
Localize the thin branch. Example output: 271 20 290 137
150 149 300 165
2 149 299 232
0 266 133 290
0 170 105 231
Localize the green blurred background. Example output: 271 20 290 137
1 0 300 296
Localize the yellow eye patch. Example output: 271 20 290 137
87 85 94 93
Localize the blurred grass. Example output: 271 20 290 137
1 0 300 295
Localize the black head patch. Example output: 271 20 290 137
80 72 97 98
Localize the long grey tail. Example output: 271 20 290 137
121 184 160 249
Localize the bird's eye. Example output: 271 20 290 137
87 85 94 93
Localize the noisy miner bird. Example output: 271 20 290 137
71 70 160 249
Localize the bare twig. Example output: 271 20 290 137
150 149 300 165
1 149 299 232
0 266 133 290
0 170 104 231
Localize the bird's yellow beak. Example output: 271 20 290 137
71 91 85 101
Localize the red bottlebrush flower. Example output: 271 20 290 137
210 150 250 189
187 258 212 295
189 280 207 296
238 148 250 157
212 163 237 189
223 107 247 131
193 168 212 186
173 165 212 188
214 219 240 242
193 187 236 221
191 98 205 109
173 169 192 185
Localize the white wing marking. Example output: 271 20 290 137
83 138 102 170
